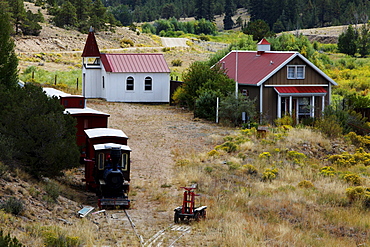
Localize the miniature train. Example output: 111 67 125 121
43 88 131 209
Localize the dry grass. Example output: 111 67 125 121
174 126 370 246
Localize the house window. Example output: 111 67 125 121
145 77 152 91
102 76 105 89
242 89 249 96
287 65 305 79
126 77 134 90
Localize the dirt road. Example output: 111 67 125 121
87 100 231 246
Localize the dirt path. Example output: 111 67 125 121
87 100 231 246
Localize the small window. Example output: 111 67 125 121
145 77 152 91
121 153 128 171
102 76 105 89
126 77 134 90
242 89 249 96
287 65 305 79
98 153 105 170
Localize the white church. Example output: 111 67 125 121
81 28 171 102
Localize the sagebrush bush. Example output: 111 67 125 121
298 180 315 188
258 152 271 159
274 115 293 126
262 168 278 182
315 116 343 138
120 38 134 47
215 141 238 153
241 164 258 176
171 59 183 66
343 173 362 185
346 186 370 207
0 197 24 215
319 166 336 177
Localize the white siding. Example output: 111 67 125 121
82 67 103 98
105 72 170 102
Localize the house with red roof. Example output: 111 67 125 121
218 39 337 123
82 28 171 102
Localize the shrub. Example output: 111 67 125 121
298 180 315 188
274 115 293 126
287 150 307 160
215 141 238 153
343 173 362 185
44 181 60 202
241 164 258 176
120 38 134 47
171 59 183 67
0 162 8 178
199 35 210 41
207 149 220 157
262 168 278 182
315 116 343 138
0 229 23 247
259 152 271 159
0 197 24 215
345 186 370 207
319 166 336 177
43 230 81 247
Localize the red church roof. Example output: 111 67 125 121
82 28 100 57
219 51 296 85
100 53 170 73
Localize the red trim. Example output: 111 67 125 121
275 86 327 94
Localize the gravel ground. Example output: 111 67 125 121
86 100 232 246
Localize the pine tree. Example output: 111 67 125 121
338 24 358 57
223 0 235 30
0 0 18 89
7 0 26 35
53 1 77 28
358 21 370 57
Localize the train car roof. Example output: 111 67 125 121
43 87 84 98
93 143 132 151
85 128 128 139
64 107 110 116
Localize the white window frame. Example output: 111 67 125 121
126 76 134 91
144 77 152 91
287 65 305 79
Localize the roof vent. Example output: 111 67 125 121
257 38 271 56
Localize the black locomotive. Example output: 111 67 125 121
83 128 131 209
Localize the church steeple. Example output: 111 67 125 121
82 27 100 57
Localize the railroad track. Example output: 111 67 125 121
89 209 191 246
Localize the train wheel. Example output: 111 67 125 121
194 212 200 221
174 211 180 223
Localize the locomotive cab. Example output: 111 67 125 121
89 143 131 208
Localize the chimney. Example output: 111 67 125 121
257 38 271 56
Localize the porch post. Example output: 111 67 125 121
289 96 292 116
311 96 315 118
322 95 325 116
260 85 263 123
277 95 281 118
